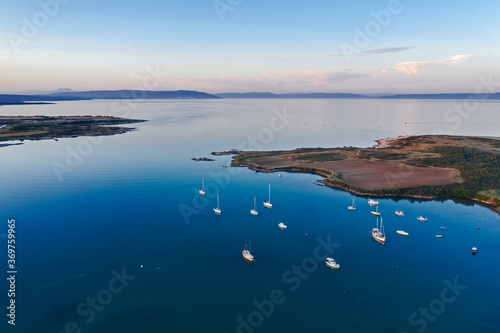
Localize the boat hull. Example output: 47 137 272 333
372 229 386 244
371 212 381 216
396 230 409 237
263 201 272 209
250 210 258 216
242 251 254 263
214 208 221 215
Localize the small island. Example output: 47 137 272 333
0 115 145 144
230 135 500 212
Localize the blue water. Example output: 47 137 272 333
1 99 500 332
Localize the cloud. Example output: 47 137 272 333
394 54 472 76
358 46 414 56
394 61 432 76
441 54 471 65
332 46 413 57
128 73 149 80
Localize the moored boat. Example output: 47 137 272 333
396 230 409 237
263 184 273 209
326 257 340 270
472 247 477 255
372 218 386 245
395 210 404 217
199 178 206 196
278 222 287 230
368 199 379 206
213 194 221 215
250 196 258 216
348 198 356 211
417 216 427 222
242 240 255 263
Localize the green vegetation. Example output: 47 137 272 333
0 116 145 142
229 135 500 212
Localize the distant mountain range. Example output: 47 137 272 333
215 92 500 99
0 90 220 105
1 90 499 106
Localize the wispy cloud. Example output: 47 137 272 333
128 73 149 80
359 46 414 56
441 54 471 65
332 46 414 57
394 61 433 76
394 54 472 76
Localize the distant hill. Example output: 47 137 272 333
0 90 220 106
216 92 370 99
0 94 89 106
48 90 220 99
216 92 500 100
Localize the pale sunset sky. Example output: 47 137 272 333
0 0 499 94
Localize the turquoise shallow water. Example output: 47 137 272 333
1 99 500 332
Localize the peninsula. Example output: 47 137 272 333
229 135 500 211
0 115 145 144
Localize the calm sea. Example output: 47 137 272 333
1 99 499 333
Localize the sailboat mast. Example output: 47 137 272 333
269 184 271 202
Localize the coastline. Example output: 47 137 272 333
0 115 146 145
226 134 500 214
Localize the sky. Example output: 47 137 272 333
0 0 499 94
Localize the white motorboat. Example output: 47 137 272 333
435 235 444 238
472 247 477 255
372 218 386 245
368 199 379 206
417 216 427 222
326 257 340 270
199 178 206 196
278 222 287 230
250 196 258 216
263 184 273 209
348 198 356 211
213 194 221 215
396 230 409 237
395 210 404 217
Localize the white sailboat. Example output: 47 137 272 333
395 210 404 217
199 178 206 196
368 199 379 206
250 196 258 216
263 184 273 209
372 218 386 245
348 198 356 211
213 194 221 215
371 205 381 216
242 240 255 263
